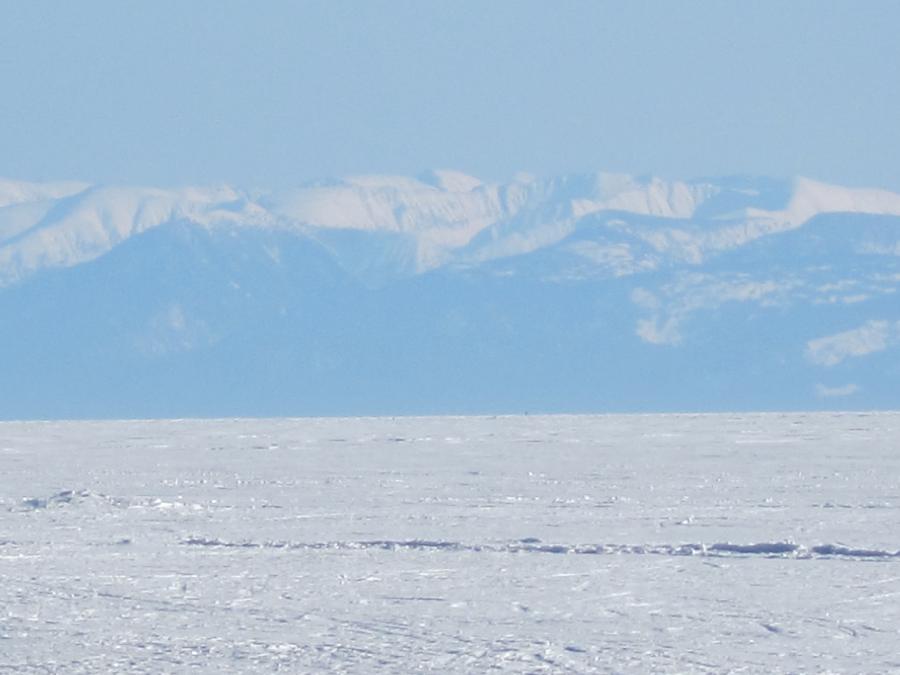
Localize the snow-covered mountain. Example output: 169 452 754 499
2 171 900 418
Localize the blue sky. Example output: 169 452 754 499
2 0 899 189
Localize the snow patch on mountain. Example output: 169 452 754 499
569 174 718 220
815 383 860 398
806 320 900 366
632 274 796 345
417 169 484 193
135 303 218 357
0 184 271 287
259 173 525 271
462 174 723 265
747 178 900 231
0 178 90 209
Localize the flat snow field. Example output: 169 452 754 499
2 413 900 673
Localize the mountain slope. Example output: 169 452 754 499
2 172 899 418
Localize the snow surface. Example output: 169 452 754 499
2 412 900 672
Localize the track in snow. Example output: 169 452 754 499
2 412 900 673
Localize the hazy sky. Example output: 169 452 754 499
2 1 899 189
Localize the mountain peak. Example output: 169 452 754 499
417 169 484 193
3 170 900 417
3 171 900 289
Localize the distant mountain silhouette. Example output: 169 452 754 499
2 172 899 418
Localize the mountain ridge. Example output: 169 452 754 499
5 171 900 289
2 171 899 418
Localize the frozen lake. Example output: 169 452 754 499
2 412 900 673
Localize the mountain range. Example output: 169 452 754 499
2 170 900 419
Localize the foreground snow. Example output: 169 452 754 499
1 413 899 672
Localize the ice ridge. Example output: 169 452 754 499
180 537 900 561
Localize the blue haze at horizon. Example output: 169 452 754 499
1 1 899 191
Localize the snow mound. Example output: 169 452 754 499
181 536 900 560
18 489 128 511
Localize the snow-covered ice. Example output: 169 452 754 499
2 412 900 672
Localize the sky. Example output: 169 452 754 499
1 0 899 190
